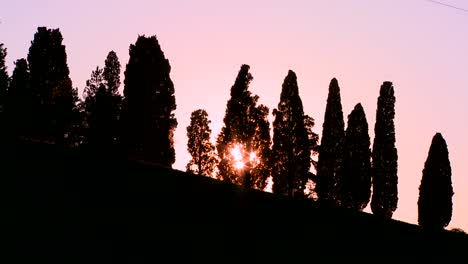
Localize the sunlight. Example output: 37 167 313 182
249 152 257 162
231 144 245 170
234 161 245 170
230 144 261 170
231 145 243 162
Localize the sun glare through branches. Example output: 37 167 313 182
230 143 260 170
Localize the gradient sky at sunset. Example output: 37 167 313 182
2 0 467 230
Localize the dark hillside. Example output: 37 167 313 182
1 140 467 261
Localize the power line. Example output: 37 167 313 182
425 0 468 12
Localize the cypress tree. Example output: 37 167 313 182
27 27 79 144
418 133 453 229
271 70 318 198
216 64 271 190
342 103 371 210
315 78 345 206
7 59 32 138
103 51 121 96
186 109 217 177
122 35 177 166
102 51 122 147
371 81 398 218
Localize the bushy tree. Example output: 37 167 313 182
83 67 105 102
7 59 32 138
27 27 79 144
315 78 345 206
418 133 453 229
271 70 318 198
122 35 177 166
83 67 105 145
82 51 122 151
341 103 371 210
216 64 271 190
371 81 398 218
186 109 217 177
0 43 8 115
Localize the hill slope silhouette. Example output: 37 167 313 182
1 139 467 261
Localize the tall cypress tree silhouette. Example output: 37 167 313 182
7 59 32 138
122 35 177 166
101 51 122 147
27 27 79 145
103 51 121 96
271 70 318 198
186 109 217 177
316 78 345 206
418 133 453 229
371 81 398 218
341 103 371 210
216 64 271 190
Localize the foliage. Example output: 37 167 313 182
122 35 177 166
216 64 271 190
103 50 121 95
186 109 217 177
341 103 371 210
418 133 453 229
27 27 79 145
315 78 345 206
7 59 32 137
271 70 318 198
82 51 122 151
0 43 8 114
371 81 398 218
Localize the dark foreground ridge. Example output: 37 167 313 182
1 140 467 261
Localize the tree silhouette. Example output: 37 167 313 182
341 103 371 210
102 51 122 144
271 70 318 198
83 67 104 102
216 64 271 190
27 27 79 145
0 43 8 115
186 109 217 177
83 67 105 146
418 133 453 229
83 51 122 151
122 35 177 166
7 58 32 138
371 81 398 218
315 78 345 206
103 51 121 96
249 103 272 190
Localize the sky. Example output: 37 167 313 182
1 0 467 231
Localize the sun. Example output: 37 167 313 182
234 161 245 170
230 144 245 169
230 144 260 170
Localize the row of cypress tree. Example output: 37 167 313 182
0 28 176 167
0 27 454 229
187 64 454 228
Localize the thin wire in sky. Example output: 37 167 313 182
425 0 468 13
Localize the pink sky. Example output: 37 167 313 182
2 0 467 230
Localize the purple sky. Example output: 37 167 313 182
2 0 467 230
